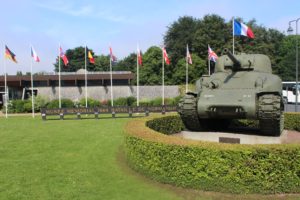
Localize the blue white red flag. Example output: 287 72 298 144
208 45 218 62
31 46 40 62
234 20 255 38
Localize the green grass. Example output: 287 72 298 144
0 115 299 200
0 116 179 200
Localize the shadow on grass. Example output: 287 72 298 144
117 146 300 200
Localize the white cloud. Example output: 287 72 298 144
34 1 130 23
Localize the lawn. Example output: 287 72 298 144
0 115 299 200
0 116 179 200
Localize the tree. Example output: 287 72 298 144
275 35 300 81
172 54 206 85
139 46 164 85
164 16 199 65
54 46 97 72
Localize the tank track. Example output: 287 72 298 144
178 94 203 131
258 94 284 136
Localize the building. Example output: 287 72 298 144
0 70 134 106
0 70 180 107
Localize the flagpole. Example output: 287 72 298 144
186 44 188 93
136 44 139 106
232 16 235 55
208 44 211 76
85 45 88 108
162 48 165 106
58 44 61 109
110 48 114 107
30 45 35 118
4 54 7 118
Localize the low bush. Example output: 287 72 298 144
79 98 100 107
146 116 184 135
47 99 74 109
284 113 300 131
124 114 300 194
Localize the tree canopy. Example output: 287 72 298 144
53 14 298 84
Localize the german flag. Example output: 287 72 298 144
5 45 17 63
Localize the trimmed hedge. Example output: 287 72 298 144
124 114 300 194
146 115 184 135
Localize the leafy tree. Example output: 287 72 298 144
139 46 164 85
54 46 97 72
164 16 199 65
172 54 206 85
276 35 300 81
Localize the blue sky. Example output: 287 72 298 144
1 0 300 74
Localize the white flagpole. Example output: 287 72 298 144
232 17 235 55
136 44 139 106
85 45 88 108
208 44 211 76
110 48 114 107
186 44 188 93
162 48 165 106
4 53 7 118
58 44 61 109
30 45 35 118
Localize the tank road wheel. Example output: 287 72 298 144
258 94 284 136
178 94 203 131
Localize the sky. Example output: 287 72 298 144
1 0 300 75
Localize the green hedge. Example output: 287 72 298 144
146 116 184 135
124 114 300 194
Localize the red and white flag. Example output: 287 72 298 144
137 47 142 66
59 46 69 66
208 45 218 62
31 46 40 62
109 47 117 62
162 47 170 65
186 44 192 64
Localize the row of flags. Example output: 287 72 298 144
3 19 254 66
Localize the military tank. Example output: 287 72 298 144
178 49 284 136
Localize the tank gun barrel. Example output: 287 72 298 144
224 48 241 68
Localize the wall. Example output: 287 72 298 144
36 85 180 101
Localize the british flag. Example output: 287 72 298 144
208 45 218 62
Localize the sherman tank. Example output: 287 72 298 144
178 49 284 136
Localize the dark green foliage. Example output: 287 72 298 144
47 99 74 109
8 100 31 113
79 98 100 107
284 113 300 131
146 116 184 135
125 114 300 194
125 136 300 194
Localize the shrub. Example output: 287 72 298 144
146 116 184 135
47 99 74 109
126 96 136 106
34 95 49 111
79 98 100 107
124 114 300 194
114 97 128 106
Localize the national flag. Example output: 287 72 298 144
5 45 17 63
59 46 69 66
109 47 117 62
87 47 95 64
186 44 192 64
234 20 255 39
162 47 170 65
137 47 142 66
208 45 218 62
31 46 40 62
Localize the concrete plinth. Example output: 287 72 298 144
180 130 290 144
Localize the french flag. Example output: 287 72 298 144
234 20 255 39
